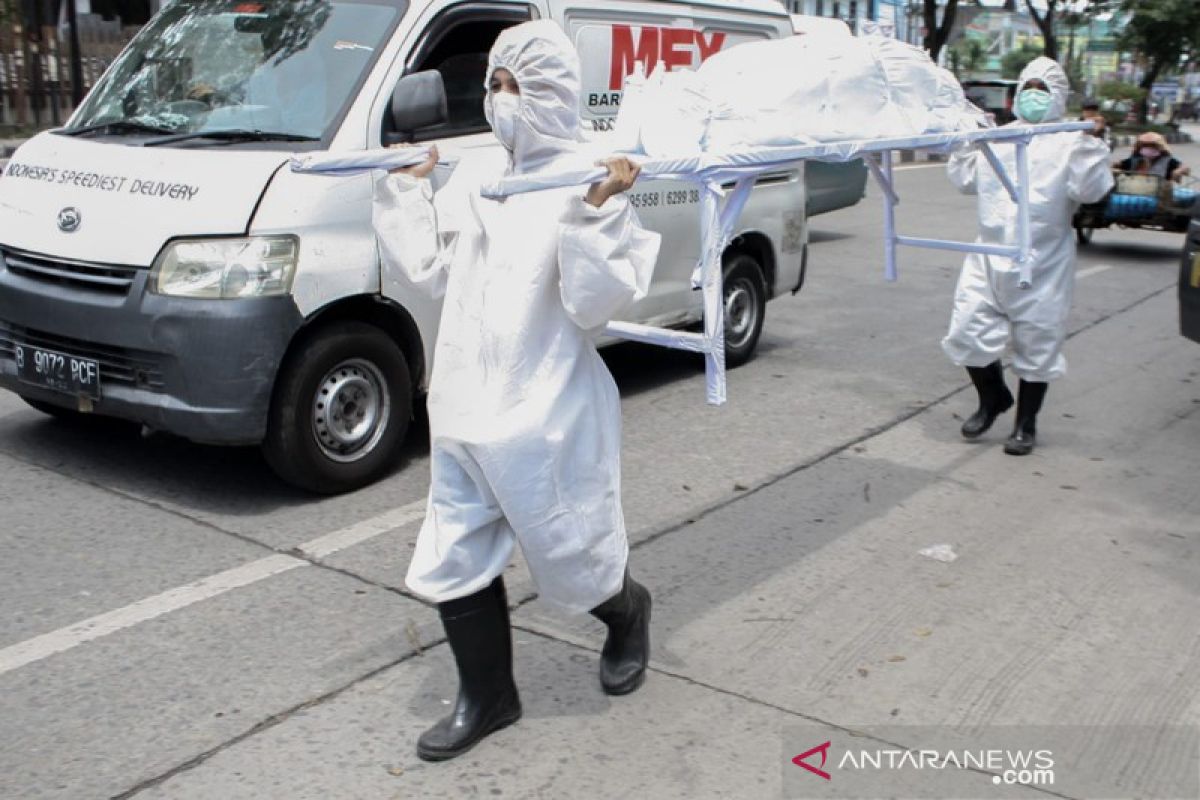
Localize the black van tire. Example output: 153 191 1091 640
263 322 411 494
1075 225 1093 245
723 253 768 368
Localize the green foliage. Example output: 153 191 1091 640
0 0 18 28
1001 42 1045 80
1117 0 1200 80
950 38 988 78
1098 81 1147 103
1114 0 1200 121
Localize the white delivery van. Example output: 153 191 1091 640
0 0 806 493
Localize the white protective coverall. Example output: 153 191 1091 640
942 57 1113 381
374 21 661 614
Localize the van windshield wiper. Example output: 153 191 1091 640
58 120 178 137
142 129 321 147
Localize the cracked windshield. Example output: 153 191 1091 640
68 0 400 140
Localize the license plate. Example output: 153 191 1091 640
1192 252 1200 289
14 344 101 400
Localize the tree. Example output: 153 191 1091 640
1116 0 1200 123
1001 42 1044 79
1024 0 1060 61
950 37 987 78
923 0 959 63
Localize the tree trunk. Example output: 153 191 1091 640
1138 57 1164 125
923 0 959 63
1024 0 1058 62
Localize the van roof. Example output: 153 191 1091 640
789 14 852 36
667 0 791 18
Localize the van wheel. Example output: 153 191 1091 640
1075 225 1094 245
723 254 767 367
263 322 411 494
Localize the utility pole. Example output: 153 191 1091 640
66 0 83 106
25 0 45 127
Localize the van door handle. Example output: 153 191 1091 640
721 171 795 190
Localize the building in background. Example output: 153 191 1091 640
785 0 879 34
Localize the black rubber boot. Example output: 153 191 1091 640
961 361 1014 439
1004 380 1048 456
590 571 652 696
417 577 522 762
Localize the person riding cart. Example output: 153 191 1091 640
1114 132 1190 183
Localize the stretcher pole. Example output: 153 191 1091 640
866 151 900 282
979 143 1019 201
1014 138 1034 289
699 181 727 406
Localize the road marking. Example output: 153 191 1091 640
297 502 427 559
1077 264 1113 280
0 500 427 677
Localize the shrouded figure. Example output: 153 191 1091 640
943 57 1113 455
374 21 660 761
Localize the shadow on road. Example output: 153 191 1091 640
808 229 857 244
0 341 711 512
0 406 429 513
1079 237 1185 261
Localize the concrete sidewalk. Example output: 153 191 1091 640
127 287 1200 798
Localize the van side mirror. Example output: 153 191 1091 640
387 70 448 144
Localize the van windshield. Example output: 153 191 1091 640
67 0 403 143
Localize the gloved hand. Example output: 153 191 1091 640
388 144 439 179
586 157 641 208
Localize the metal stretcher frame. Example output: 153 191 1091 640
480 121 1096 407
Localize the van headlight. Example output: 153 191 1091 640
152 236 299 298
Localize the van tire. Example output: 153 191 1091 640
263 322 411 494
1075 225 1093 245
723 254 768 367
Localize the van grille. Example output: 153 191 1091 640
1 247 141 294
0 320 166 390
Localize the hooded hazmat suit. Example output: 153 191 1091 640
373 22 661 614
942 57 1113 381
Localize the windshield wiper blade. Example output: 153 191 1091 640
58 121 178 137
143 129 320 147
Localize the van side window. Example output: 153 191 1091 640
387 5 532 142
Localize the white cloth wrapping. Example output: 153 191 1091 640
610 33 989 159
380 22 661 614
942 58 1114 381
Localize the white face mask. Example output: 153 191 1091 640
490 92 519 151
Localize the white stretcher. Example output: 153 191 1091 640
295 121 1094 406
481 121 1096 406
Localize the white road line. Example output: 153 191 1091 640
298 502 427 559
1077 264 1113 280
0 499 427 677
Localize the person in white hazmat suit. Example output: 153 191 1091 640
373 21 661 761
943 57 1112 455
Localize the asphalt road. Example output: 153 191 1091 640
2 134 1198 799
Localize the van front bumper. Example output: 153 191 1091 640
0 256 302 445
